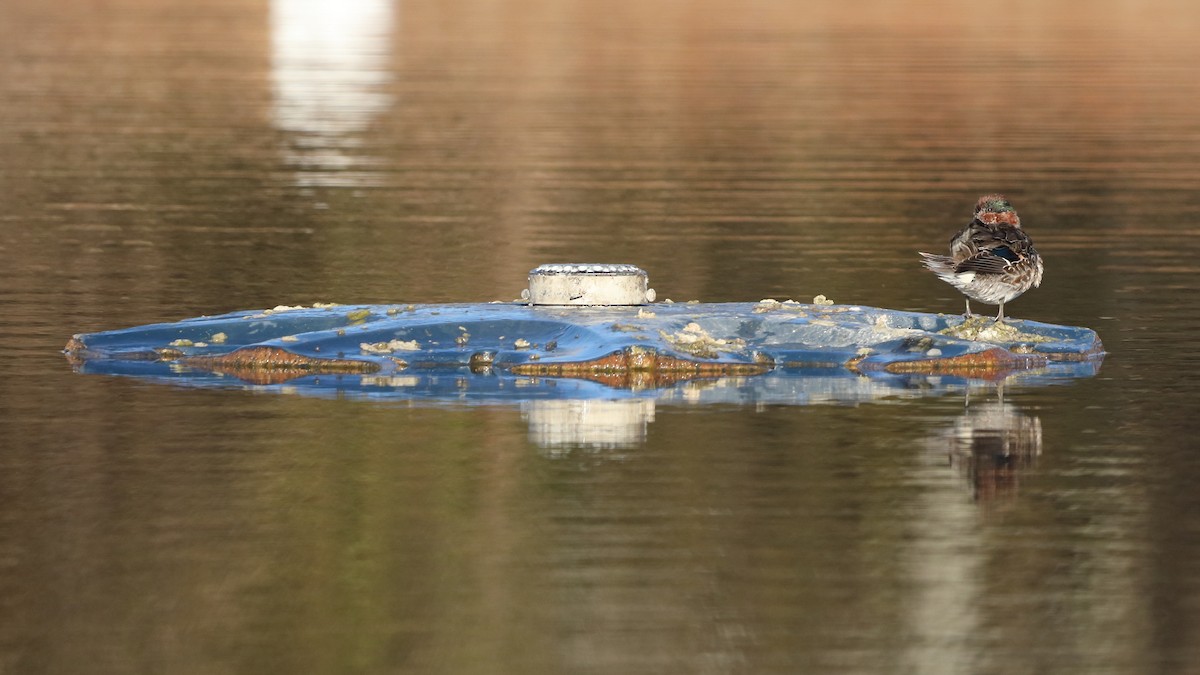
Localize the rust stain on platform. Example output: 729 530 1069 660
880 348 1047 378
510 346 770 385
181 347 381 384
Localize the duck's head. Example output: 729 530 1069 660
973 194 1020 226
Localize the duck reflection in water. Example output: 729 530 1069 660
935 385 1043 503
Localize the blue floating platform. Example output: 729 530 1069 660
65 300 1104 405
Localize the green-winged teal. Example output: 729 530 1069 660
919 194 1044 322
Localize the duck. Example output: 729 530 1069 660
919 194 1044 322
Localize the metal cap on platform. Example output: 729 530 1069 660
523 264 655 306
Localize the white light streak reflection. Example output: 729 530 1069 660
270 0 395 187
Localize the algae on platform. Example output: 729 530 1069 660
346 308 372 324
660 322 747 359
940 316 1054 344
361 339 421 354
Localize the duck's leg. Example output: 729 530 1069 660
995 302 1005 323
965 298 973 318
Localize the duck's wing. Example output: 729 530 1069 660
954 225 1037 274
955 248 1015 274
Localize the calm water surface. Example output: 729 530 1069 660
2 0 1199 672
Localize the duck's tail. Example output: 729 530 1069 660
918 252 969 287
918 252 955 274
